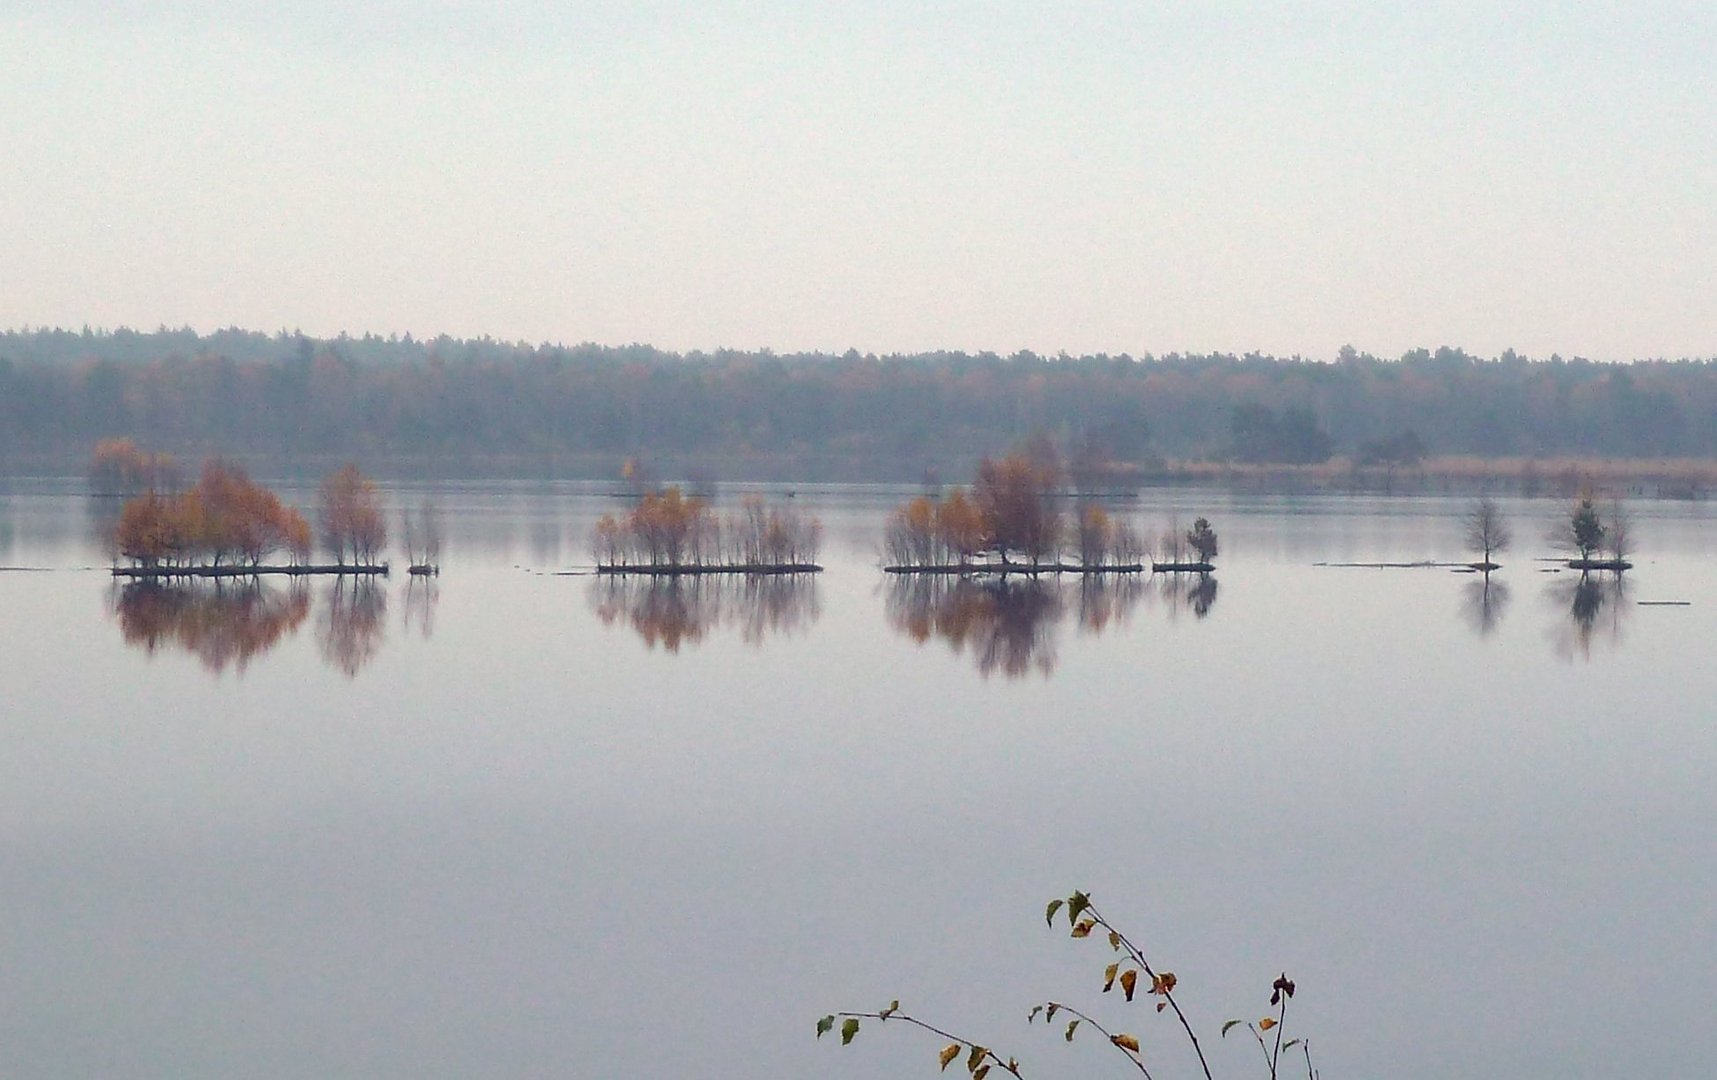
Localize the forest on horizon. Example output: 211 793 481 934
2 326 1714 479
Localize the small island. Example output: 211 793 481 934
881 444 1219 579
591 488 823 574
109 450 390 578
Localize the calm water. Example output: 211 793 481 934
3 481 1715 1079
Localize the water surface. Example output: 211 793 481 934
3 482 1714 1079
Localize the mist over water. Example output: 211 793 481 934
3 484 1715 1078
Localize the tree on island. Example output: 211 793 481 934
1463 496 1511 568
114 459 311 569
1186 517 1219 565
1561 490 1606 563
974 442 1065 569
318 464 388 566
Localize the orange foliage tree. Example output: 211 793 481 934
113 459 311 568
590 488 819 568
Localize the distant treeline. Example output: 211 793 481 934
2 327 1715 475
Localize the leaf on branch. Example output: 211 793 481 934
967 1045 987 1072
940 1043 962 1071
1071 919 1095 939
1067 891 1091 926
1103 962 1120 992
1151 972 1177 995
1046 1003 1060 1023
1283 1039 1302 1050
1120 969 1139 1002
880 1000 899 1020
816 1015 835 1038
1221 1020 1244 1037
1108 930 1122 952
1258 1018 1277 1031
973 1067 990 1080
841 1017 861 1045
1111 1033 1141 1054
1028 1006 1043 1023
1046 899 1064 926
1065 1019 1081 1042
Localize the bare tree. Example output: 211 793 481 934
1605 498 1634 564
1463 496 1512 567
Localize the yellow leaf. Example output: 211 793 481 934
973 1068 990 1080
1259 1018 1277 1031
1120 969 1139 1002
1103 962 1120 992
1112 1033 1141 1053
1071 919 1095 938
940 1044 961 1071
1152 971 1177 995
967 1045 986 1072
1108 930 1122 951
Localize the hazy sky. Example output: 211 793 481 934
2 2 1712 359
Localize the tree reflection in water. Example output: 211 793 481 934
402 575 439 640
886 575 1068 679
110 579 310 674
1461 573 1512 637
319 575 388 677
1152 571 1218 620
587 573 821 652
1549 571 1629 660
1074 574 1145 634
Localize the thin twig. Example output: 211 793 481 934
1043 1002 1155 1080
1084 901 1215 1080
1269 993 1288 1079
834 1012 1026 1078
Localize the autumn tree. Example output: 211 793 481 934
1076 505 1114 567
319 464 388 566
936 489 986 565
729 495 822 566
112 459 310 569
885 496 944 567
974 448 1064 568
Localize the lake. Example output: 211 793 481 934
2 480 1714 1079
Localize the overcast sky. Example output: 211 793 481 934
2 2 1712 359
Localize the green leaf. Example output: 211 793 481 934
1028 1006 1043 1023
1045 1003 1060 1023
879 1000 899 1020
1045 898 1064 926
1065 1019 1081 1042
841 1017 860 1045
816 1015 835 1039
1221 1019 1244 1038
1067 891 1091 926
1283 1039 1302 1050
